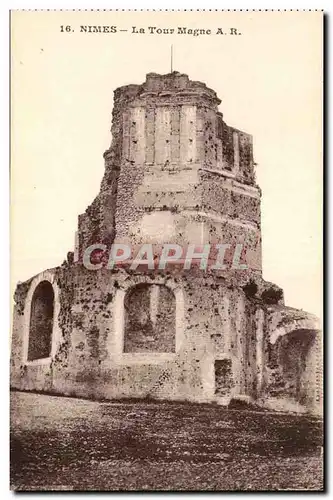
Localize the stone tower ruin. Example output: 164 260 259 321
11 72 322 414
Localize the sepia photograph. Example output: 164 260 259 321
10 9 323 491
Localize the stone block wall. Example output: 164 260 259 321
11 260 322 414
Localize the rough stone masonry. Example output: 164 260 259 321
11 72 323 415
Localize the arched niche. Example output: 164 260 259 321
124 283 176 353
272 328 321 408
28 281 55 361
22 271 61 365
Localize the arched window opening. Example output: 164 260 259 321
124 283 176 353
28 281 54 361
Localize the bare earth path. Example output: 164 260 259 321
10 391 323 491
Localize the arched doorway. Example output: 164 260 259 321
28 280 55 361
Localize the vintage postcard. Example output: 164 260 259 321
10 10 323 491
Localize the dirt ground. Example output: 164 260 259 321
10 391 324 491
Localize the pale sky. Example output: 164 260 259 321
11 10 323 321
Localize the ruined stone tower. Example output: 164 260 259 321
11 72 322 415
77 72 261 272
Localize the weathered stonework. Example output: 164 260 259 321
11 72 322 415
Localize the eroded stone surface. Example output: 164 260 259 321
11 72 322 415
